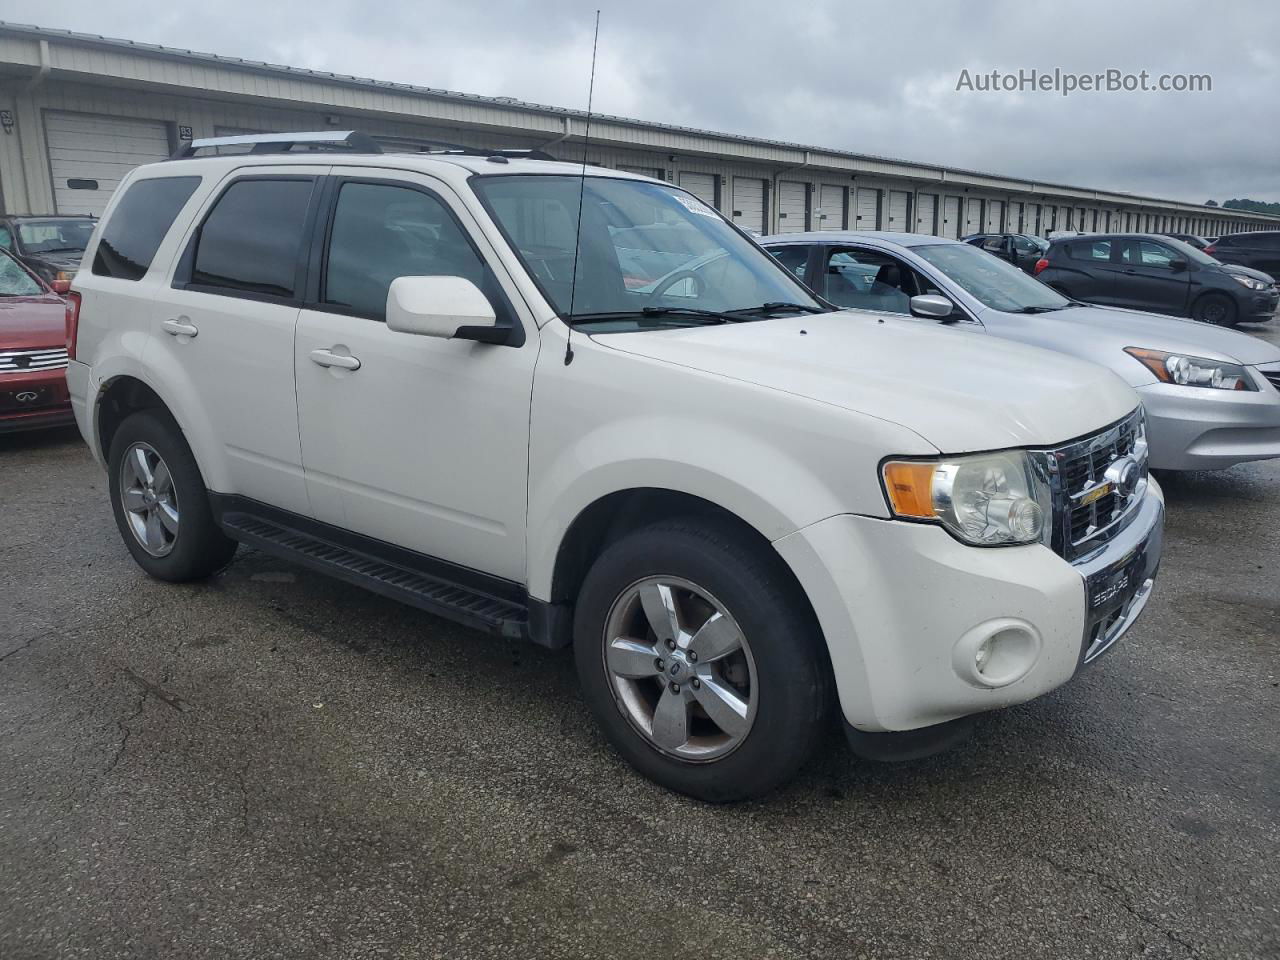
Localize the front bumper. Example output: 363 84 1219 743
0 368 74 435
773 480 1164 733
1239 289 1278 321
1140 377 1280 470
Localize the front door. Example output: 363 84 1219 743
293 172 536 583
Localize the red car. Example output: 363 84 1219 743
0 248 74 434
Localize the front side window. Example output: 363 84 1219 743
0 251 43 296
913 242 1071 313
981 236 1006 252
1123 240 1176 268
191 179 314 298
93 177 200 281
473 175 821 328
324 182 492 320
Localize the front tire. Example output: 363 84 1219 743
107 410 237 581
1192 292 1238 326
573 518 831 802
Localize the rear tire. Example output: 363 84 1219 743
1192 292 1238 326
107 410 237 582
573 518 832 802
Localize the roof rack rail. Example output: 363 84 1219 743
422 147 559 161
169 130 383 160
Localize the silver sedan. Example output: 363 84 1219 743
761 232 1280 471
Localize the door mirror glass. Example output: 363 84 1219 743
909 294 955 319
386 275 500 341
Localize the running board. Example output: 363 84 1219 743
219 512 528 640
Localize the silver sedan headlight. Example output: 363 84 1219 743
1125 347 1257 391
882 451 1052 547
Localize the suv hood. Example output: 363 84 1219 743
594 310 1138 453
980 302 1280 381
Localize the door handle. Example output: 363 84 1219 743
1122 269 1137 275
162 318 199 338
309 348 361 371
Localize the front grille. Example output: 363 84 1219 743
1261 367 1280 393
1034 408 1148 562
0 347 69 372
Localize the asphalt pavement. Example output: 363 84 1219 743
1 322 1278 960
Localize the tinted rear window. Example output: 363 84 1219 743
191 178 314 299
92 177 201 281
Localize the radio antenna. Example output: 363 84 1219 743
564 9 601 366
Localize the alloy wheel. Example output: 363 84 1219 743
119 441 180 557
601 576 758 761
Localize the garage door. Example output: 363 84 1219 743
44 112 172 216
942 196 961 238
732 177 767 234
855 188 879 230
1010 202 1024 233
1026 204 1041 235
964 199 983 235
817 184 845 230
886 191 910 232
777 181 808 233
915 193 937 234
678 172 717 208
986 200 1005 232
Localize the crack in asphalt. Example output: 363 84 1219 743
103 688 147 775
1042 854 1202 957
0 630 52 665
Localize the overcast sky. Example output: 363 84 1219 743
25 0 1280 203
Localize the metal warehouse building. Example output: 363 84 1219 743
0 20 1276 239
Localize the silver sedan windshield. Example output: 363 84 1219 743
474 175 822 327
915 242 1070 313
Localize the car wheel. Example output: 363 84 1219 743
1192 293 1238 326
573 517 832 802
107 409 237 581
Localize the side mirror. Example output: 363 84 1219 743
909 294 956 320
1168 259 1187 273
386 275 505 343
50 278 72 295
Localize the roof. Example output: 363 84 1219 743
2 20 1276 221
760 231 959 247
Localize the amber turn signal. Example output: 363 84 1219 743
882 461 938 519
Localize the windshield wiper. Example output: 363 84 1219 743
567 307 744 326
1012 305 1065 314
727 301 827 316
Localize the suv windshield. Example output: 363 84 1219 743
914 241 1070 312
17 219 96 255
473 175 823 329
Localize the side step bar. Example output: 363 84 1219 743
220 512 528 640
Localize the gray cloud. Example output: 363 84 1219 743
27 0 1280 202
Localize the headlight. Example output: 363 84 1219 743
1231 274 1268 291
1124 347 1256 391
882 451 1051 547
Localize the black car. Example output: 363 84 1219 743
1160 232 1209 250
1035 233 1278 326
1204 230 1280 278
960 232 1048 274
0 214 96 290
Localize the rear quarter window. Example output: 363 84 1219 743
92 177 201 281
1067 239 1112 261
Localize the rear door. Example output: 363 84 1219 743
157 167 325 514
293 170 536 581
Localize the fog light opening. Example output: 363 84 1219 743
954 619 1042 689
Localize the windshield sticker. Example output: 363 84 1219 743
670 193 719 219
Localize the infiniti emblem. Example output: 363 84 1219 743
14 391 39 403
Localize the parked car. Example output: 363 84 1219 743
1034 233 1278 326
0 248 74 434
67 132 1163 801
1205 230 1280 279
0 214 96 292
761 231 1280 471
1160 232 1210 250
961 232 1048 274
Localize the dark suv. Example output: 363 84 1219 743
0 215 97 291
1205 231 1280 278
1035 233 1278 326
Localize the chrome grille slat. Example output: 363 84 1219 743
0 347 69 372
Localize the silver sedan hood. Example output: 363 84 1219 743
978 303 1280 386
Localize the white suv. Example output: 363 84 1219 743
65 132 1164 801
